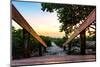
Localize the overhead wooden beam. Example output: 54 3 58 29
12 4 47 47
63 9 96 46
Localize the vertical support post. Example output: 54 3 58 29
63 46 66 51
68 43 71 55
38 45 43 56
43 47 47 52
23 29 30 58
80 29 86 55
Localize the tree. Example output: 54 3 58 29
12 27 24 59
41 3 95 38
41 3 96 55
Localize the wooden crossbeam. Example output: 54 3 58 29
12 4 47 47
63 9 96 46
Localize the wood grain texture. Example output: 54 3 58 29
12 4 47 47
63 9 96 46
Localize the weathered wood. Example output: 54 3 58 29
80 29 86 55
11 55 96 66
63 9 96 46
12 4 47 47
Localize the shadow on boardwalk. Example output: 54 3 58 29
11 55 96 66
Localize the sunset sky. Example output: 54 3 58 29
12 1 65 38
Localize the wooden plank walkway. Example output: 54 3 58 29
11 55 96 66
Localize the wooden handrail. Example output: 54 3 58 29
12 4 47 47
63 9 96 46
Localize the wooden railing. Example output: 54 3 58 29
63 9 96 46
12 4 47 47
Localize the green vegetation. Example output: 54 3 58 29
12 3 96 59
51 37 67 47
12 27 24 59
12 27 65 59
41 3 96 55
12 26 96 59
41 3 96 38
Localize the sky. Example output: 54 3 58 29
12 1 65 38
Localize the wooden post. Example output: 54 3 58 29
43 47 47 52
38 45 43 56
23 29 30 58
62 9 96 47
68 43 71 55
80 29 86 55
12 4 47 48
63 46 66 51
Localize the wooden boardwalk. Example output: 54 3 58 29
11 55 96 66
